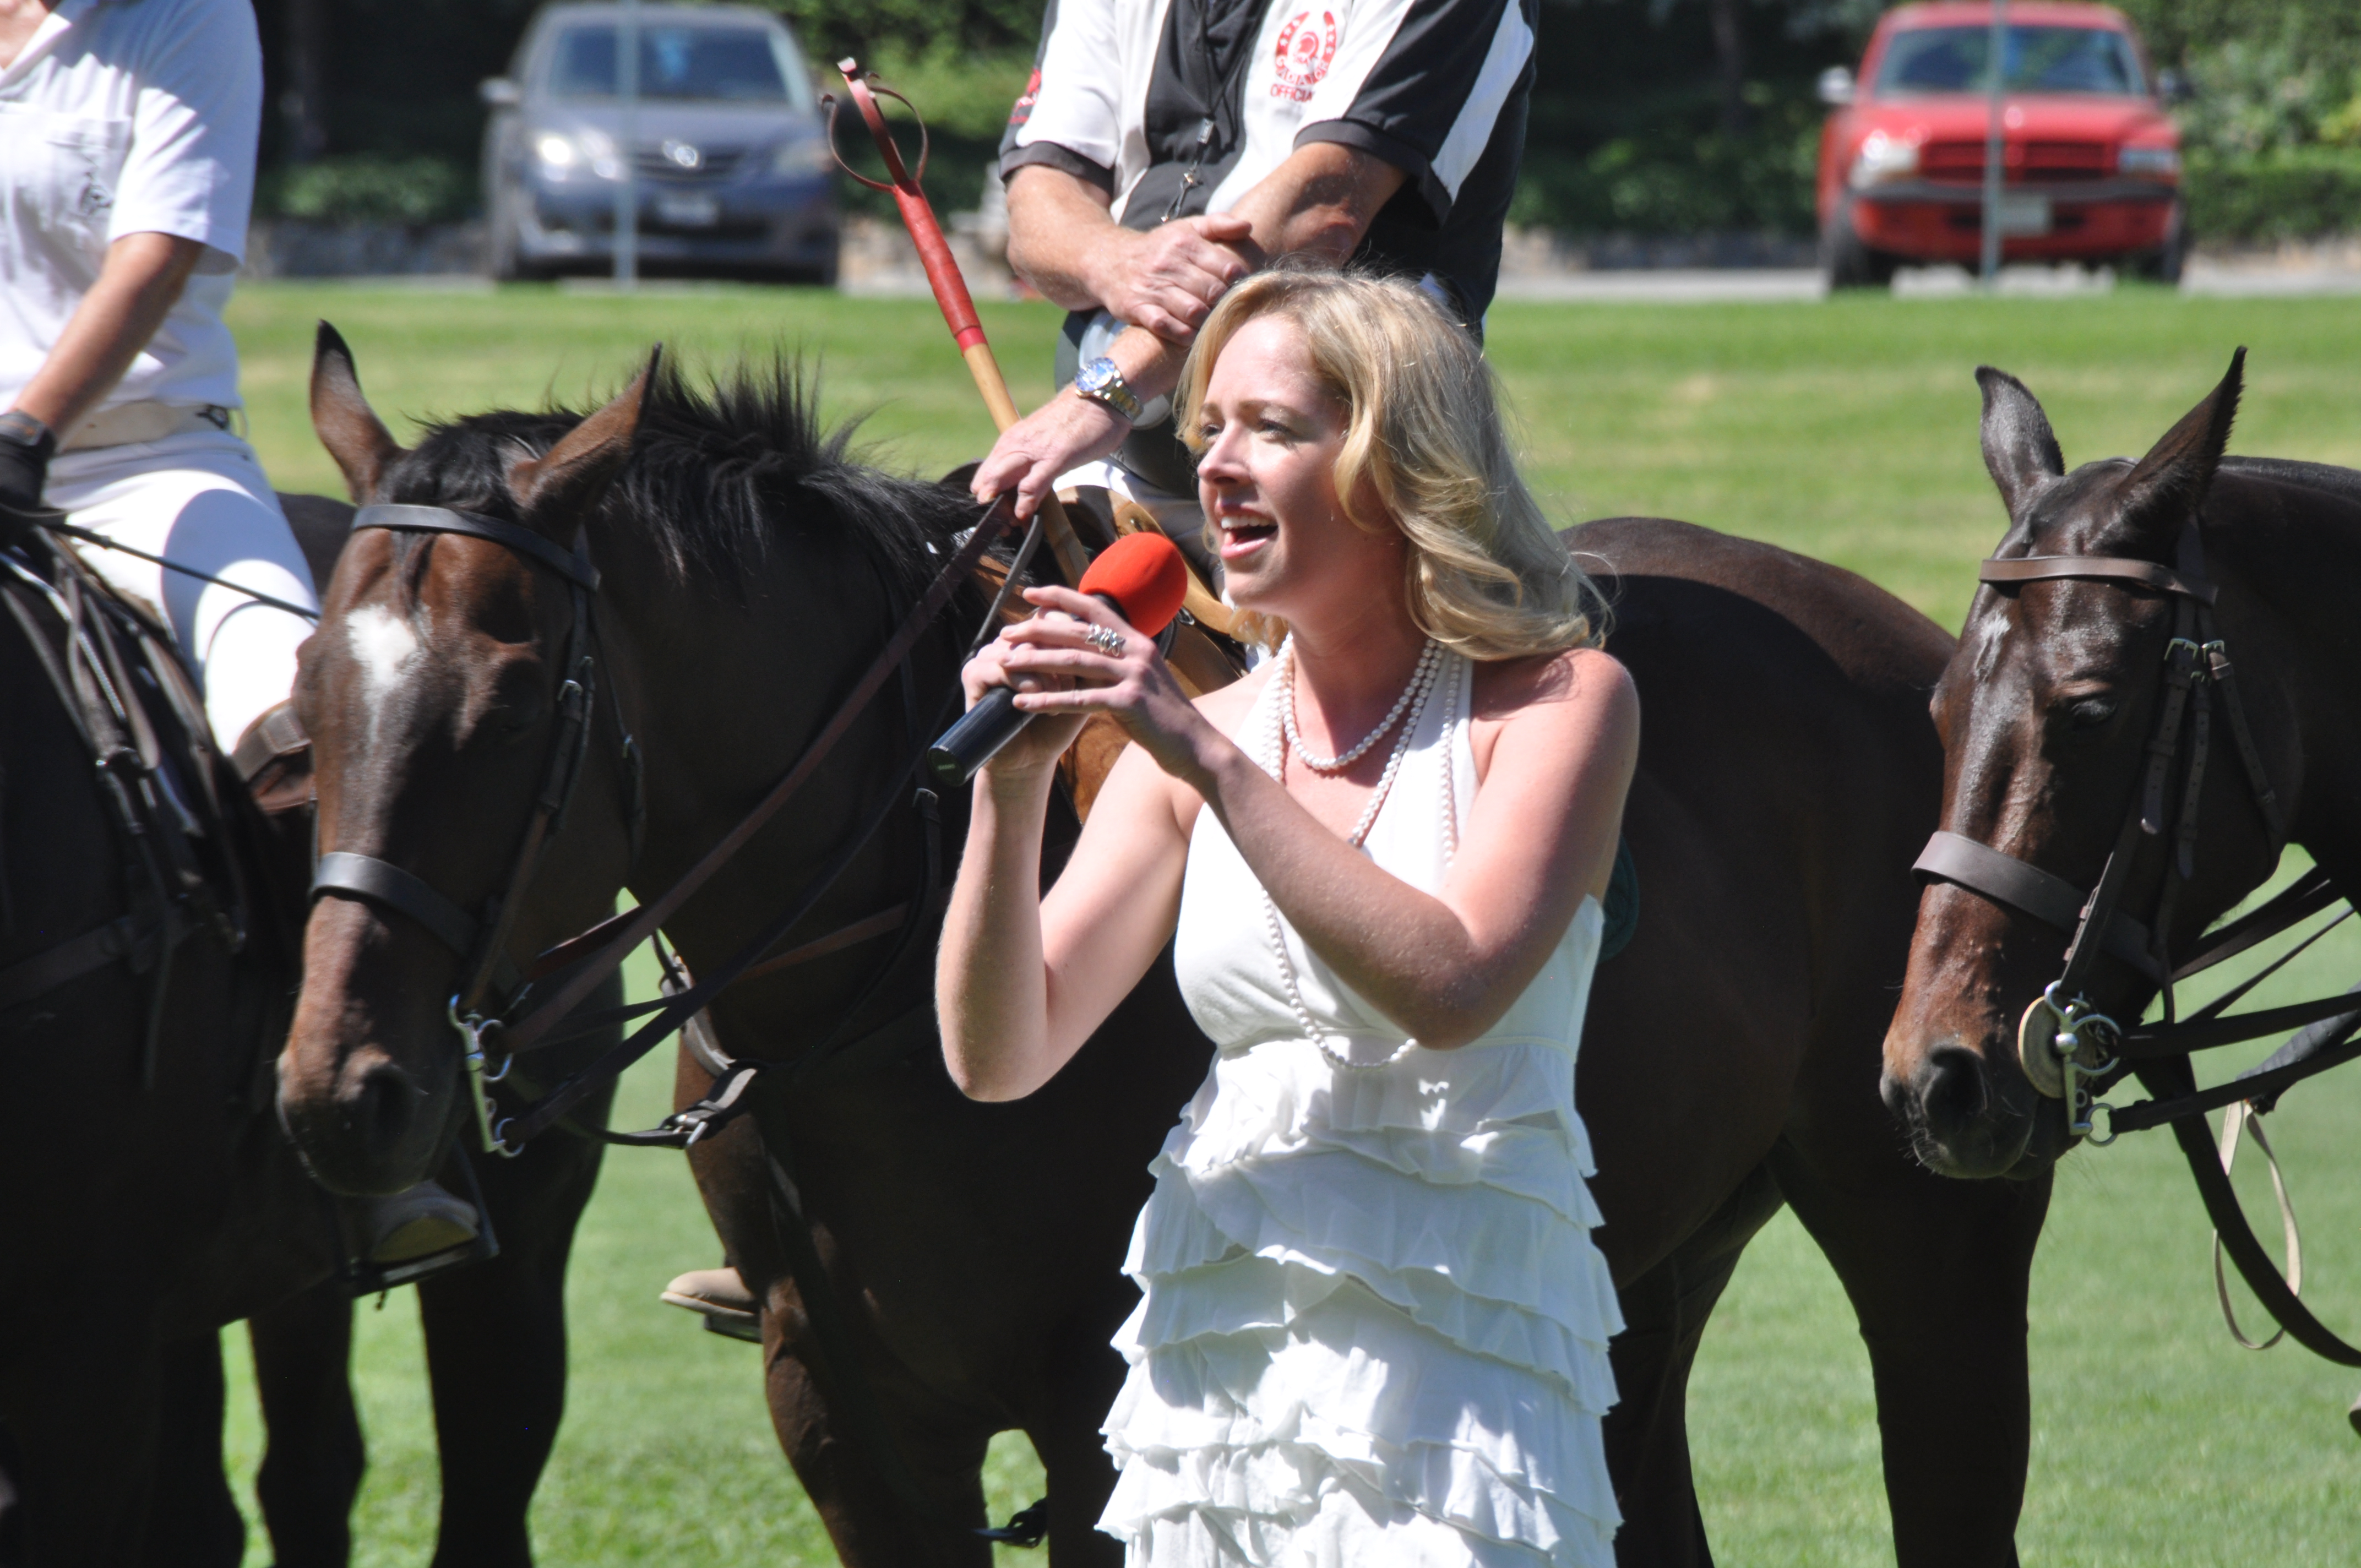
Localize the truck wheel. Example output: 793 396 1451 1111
2126 199 2188 285
1821 202 1898 291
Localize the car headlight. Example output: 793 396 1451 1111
1848 130 1920 189
535 132 579 171
2119 145 2182 178
773 137 834 176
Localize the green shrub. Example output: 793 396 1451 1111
2185 145 2361 241
262 156 476 226
1508 100 1820 236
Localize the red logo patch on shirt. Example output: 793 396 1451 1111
1010 67 1043 127
1270 10 1339 102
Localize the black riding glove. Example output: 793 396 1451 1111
0 411 60 548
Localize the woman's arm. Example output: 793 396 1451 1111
1214 649 1638 1047
8 232 205 436
935 619 1217 1102
1006 600 1640 1050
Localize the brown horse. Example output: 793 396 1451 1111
1882 355 2344 1185
280 331 2049 1568
0 531 337 1566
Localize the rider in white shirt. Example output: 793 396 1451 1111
0 0 474 1265
0 0 316 781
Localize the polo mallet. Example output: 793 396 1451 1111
823 62 1235 637
823 61 1090 585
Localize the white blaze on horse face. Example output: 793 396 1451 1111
346 603 426 707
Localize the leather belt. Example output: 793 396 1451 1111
60 401 232 453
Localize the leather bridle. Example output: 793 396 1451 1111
1913 515 2361 1366
1914 519 2284 1135
309 503 632 1151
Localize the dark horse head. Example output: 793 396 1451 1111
1883 352 2306 1178
276 326 986 1195
274 326 652 1191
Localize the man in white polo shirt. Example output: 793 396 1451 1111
1 0 476 1264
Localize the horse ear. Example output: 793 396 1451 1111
1976 366 2065 521
506 345 661 535
2115 347 2244 541
310 322 405 503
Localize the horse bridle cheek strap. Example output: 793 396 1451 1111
309 506 608 1086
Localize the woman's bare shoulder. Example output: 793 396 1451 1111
1470 644 1633 723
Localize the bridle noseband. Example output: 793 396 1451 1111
309 503 630 1154
1912 518 2283 1140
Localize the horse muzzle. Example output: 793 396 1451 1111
1880 1032 2065 1180
276 1035 460 1195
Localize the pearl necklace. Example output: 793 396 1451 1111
1256 643 1459 1071
1281 636 1442 772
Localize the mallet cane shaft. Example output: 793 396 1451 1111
831 61 1234 635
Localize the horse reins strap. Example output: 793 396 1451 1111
494 494 1016 1059
1977 554 2217 603
353 504 602 591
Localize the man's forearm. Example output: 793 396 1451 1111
8 233 204 437
1005 165 1120 313
1102 143 1407 403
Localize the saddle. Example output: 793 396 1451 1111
0 534 289 1086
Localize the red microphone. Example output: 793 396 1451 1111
927 532 1189 786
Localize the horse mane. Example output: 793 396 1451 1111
378 355 988 603
2217 455 2361 511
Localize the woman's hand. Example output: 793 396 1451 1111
998 585 1216 784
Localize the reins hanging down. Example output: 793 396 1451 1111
1915 516 2361 1368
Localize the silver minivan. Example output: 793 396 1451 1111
481 3 839 282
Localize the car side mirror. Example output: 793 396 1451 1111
1817 66 1857 108
2156 68 2191 105
480 78 523 109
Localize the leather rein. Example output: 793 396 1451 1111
309 496 1019 1159
1916 518 2361 1366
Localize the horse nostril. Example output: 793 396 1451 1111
1916 1045 1990 1140
348 1059 420 1157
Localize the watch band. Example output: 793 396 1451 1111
1075 357 1144 423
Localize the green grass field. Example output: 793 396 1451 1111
219 281 2361 1565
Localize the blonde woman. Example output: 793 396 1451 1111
940 268 1636 1565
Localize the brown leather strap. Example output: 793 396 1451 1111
231 699 309 783
1979 554 2218 604
1913 830 2162 979
0 914 142 1011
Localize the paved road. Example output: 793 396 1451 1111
1489 258 2361 304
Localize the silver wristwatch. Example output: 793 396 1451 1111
1073 357 1144 423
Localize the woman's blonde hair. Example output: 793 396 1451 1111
1174 266 1603 660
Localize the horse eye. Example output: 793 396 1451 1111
2067 697 2118 731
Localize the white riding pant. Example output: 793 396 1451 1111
42 427 318 753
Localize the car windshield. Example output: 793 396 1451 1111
547 24 812 106
1876 25 2147 96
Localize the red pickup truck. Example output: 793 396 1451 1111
1816 2 2184 288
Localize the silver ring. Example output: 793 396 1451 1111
1085 625 1126 655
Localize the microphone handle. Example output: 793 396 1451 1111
927 684 1025 787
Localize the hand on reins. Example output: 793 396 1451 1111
996 585 1210 783
0 412 59 550
969 390 1130 521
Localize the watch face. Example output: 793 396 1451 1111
1079 360 1114 394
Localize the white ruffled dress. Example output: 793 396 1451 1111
1098 651 1623 1566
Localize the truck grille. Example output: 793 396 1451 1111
1919 139 2112 184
